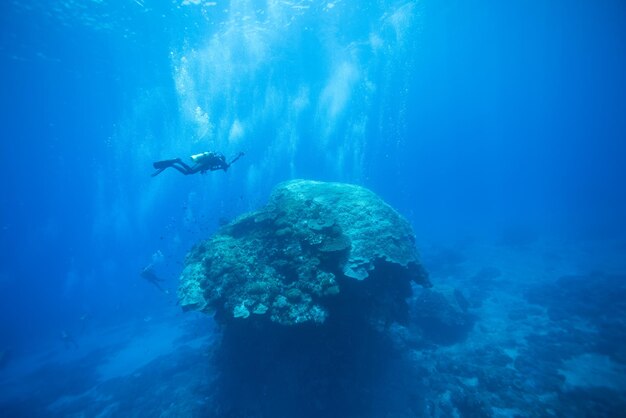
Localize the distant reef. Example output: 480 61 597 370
178 179 431 327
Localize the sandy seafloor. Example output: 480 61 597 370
1 235 625 418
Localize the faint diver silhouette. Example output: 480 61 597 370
141 264 169 294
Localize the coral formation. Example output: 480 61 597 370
178 179 430 326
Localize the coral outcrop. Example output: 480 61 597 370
178 179 430 326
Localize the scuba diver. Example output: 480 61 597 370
151 151 244 177
141 264 169 294
60 330 79 349
79 313 90 335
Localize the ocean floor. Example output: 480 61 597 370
411 235 626 417
1 235 625 417
0 310 217 417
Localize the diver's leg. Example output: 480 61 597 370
186 162 205 174
171 162 199 175
170 165 191 175
173 160 204 175
151 158 182 177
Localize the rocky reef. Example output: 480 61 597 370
410 286 476 346
176 179 431 416
178 179 430 327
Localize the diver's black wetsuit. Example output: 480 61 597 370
151 152 244 177
141 265 167 293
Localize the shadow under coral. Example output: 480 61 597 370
209 269 427 418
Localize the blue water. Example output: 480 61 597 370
1 1 625 416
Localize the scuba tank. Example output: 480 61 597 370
190 152 212 163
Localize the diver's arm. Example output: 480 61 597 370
228 152 245 167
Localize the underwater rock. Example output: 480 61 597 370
178 179 430 326
410 286 475 345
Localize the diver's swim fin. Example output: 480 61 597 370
153 159 180 169
151 158 182 177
